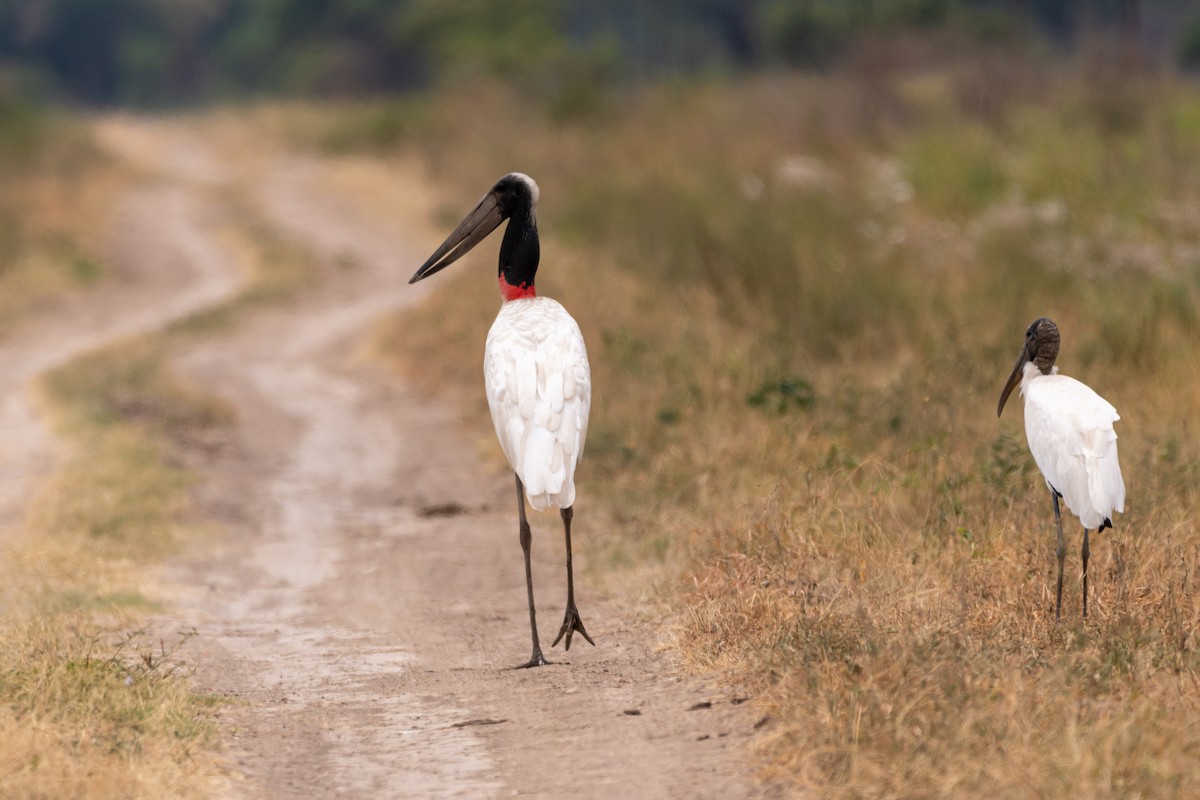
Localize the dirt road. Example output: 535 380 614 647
77 118 767 798
0 134 244 536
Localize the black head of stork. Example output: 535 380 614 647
998 316 1061 417
409 173 540 297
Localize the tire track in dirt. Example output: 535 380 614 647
0 130 245 537
90 120 773 798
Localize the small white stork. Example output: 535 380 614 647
409 173 593 667
997 317 1125 620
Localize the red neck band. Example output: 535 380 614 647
499 274 536 301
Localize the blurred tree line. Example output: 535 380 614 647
0 0 1196 107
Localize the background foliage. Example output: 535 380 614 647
0 0 1196 106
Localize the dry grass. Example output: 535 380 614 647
0 619 220 799
355 51 1200 798
0 115 117 331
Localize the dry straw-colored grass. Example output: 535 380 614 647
356 50 1200 798
0 116 115 331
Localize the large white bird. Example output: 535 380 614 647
998 317 1125 620
409 173 593 667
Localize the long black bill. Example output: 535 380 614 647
997 342 1033 417
409 192 504 284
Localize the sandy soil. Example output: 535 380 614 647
58 118 770 798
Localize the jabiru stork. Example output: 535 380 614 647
410 173 593 667
998 317 1126 620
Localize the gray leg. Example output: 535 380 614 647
551 505 595 651
1081 527 1091 619
514 476 549 668
1053 491 1066 622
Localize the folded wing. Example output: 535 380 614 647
1024 374 1124 529
485 298 591 511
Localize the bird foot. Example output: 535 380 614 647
551 604 595 651
511 649 552 669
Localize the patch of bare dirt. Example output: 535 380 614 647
96 118 771 798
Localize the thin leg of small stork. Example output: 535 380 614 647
551 505 595 651
514 476 550 669
1052 490 1066 622
1081 527 1091 619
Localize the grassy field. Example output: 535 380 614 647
357 51 1200 797
0 103 316 796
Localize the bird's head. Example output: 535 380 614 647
997 317 1060 417
409 173 540 291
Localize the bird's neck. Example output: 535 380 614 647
498 207 539 302
499 274 537 301
1021 360 1058 394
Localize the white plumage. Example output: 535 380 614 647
1019 361 1125 530
485 297 591 511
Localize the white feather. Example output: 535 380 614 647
1020 362 1125 530
485 297 591 511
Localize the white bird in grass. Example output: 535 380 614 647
409 173 593 668
997 317 1125 621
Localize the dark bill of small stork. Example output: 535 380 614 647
998 317 1126 621
409 173 595 668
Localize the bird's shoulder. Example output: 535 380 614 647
484 299 590 412
1024 372 1119 429
487 298 587 359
